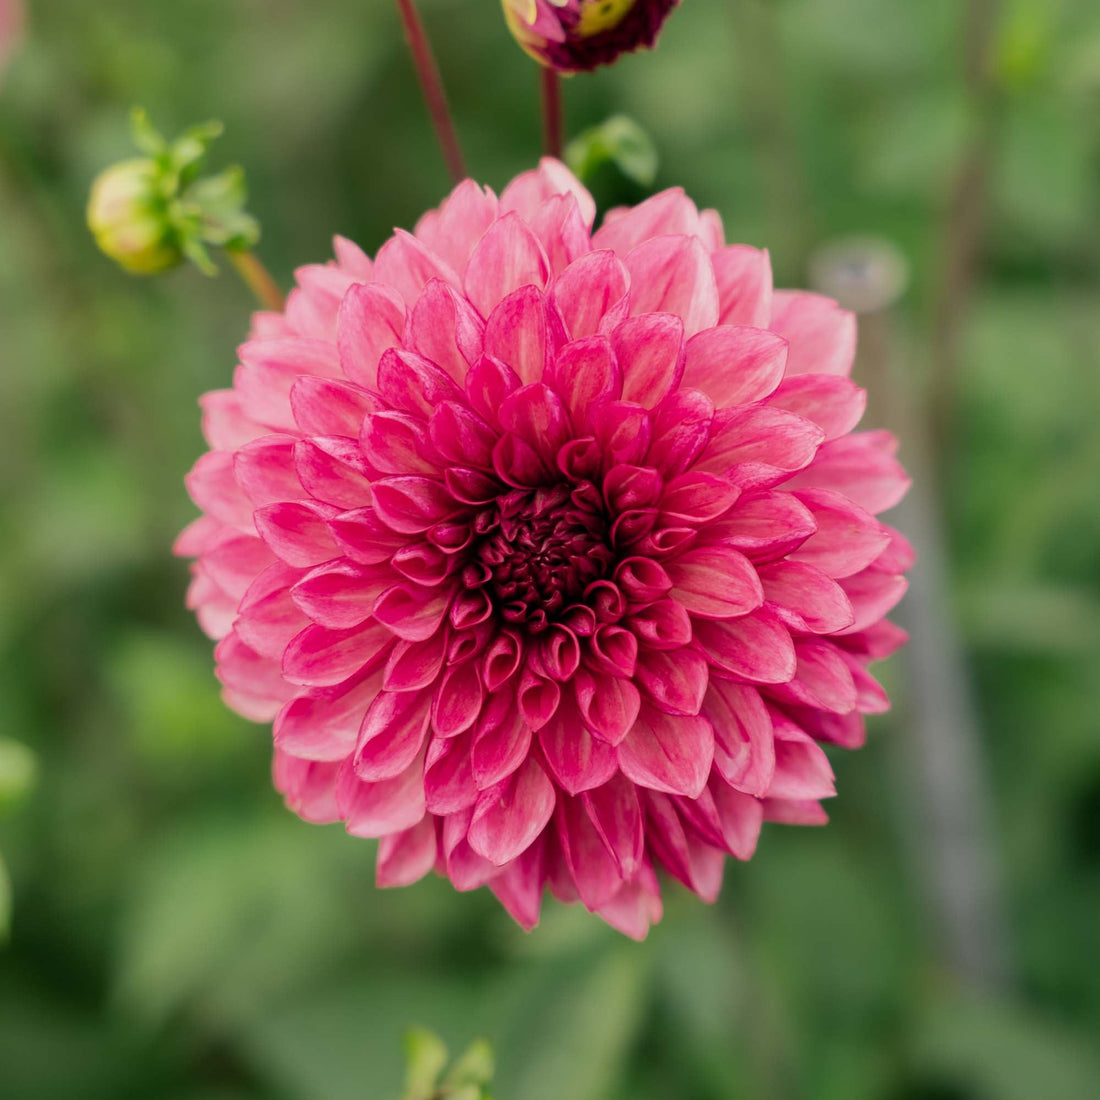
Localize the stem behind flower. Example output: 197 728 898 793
393 0 467 184
541 68 564 160
226 248 285 312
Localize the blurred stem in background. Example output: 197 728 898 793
226 247 285 312
393 0 467 183
930 0 1003 467
541 67 564 159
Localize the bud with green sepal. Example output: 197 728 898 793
87 110 275 304
401 1029 494 1100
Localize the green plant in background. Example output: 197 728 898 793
0 737 36 941
402 1030 494 1100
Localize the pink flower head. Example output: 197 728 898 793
178 161 912 939
502 0 680 73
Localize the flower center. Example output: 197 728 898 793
471 483 614 632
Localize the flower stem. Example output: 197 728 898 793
226 248 285 312
540 67 564 159
393 0 466 183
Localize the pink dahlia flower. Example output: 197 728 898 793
502 0 680 73
178 160 911 938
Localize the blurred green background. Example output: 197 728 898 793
2 1 1100 1097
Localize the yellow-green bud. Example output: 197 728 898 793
87 158 182 275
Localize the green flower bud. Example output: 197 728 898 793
87 110 260 279
86 157 181 275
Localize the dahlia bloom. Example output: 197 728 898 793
178 160 911 938
502 0 679 73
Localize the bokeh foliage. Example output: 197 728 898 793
1 1 1100 1098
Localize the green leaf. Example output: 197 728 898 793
403 1028 448 1100
0 739 36 817
442 1038 494 1091
0 851 10 942
566 115 659 189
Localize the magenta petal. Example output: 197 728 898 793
682 325 787 407
293 438 374 510
376 816 437 888
429 401 498 469
635 646 709 716
595 864 663 940
552 249 630 339
697 406 824 488
472 691 532 788
355 690 432 781
618 705 714 798
383 631 448 692
290 376 378 438
468 756 556 865
371 476 455 534
464 212 550 318
273 751 341 824
274 671 384 762
587 624 638 677
705 491 817 562
500 157 597 228
644 792 725 902
626 599 693 650
583 773 644 878
339 752 427 838
767 374 866 442
465 354 522 426
518 667 561 730
647 389 715 480
701 679 774 796
186 451 255 531
660 471 740 524
572 666 641 745
373 583 452 642
328 506 406 565
360 411 438 477
837 570 908 635
788 430 911 515
708 780 764 860
376 347 466 419
767 719 836 800
667 545 763 619
407 278 485 383
200 390 266 450
770 290 856 377
695 609 796 684
482 630 523 691
236 566 310 660
424 731 478 814
539 695 618 795
624 235 720 337
282 620 393 687
431 660 485 738
713 245 773 328
768 639 858 714
289 560 391 629
484 284 564 385
759 560 855 634
545 335 621 421
337 283 406 388
593 188 705 254
374 228 462 305
488 838 546 931
789 488 891 578
556 795 624 910
612 312 685 407
498 383 571 462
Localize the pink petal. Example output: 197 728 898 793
336 283 406 388
290 376 378 438
789 488 891 578
583 773 644 879
626 599 693 650
464 212 550 318
556 795 624 909
635 646 709 716
572 665 641 745
538 695 618 795
695 609 796 684
186 451 255 531
593 188 705 254
372 583 452 642
200 390 266 450
281 621 393 687
472 689 532 788
769 290 856 377
328 506 406 565
767 374 866 442
667 545 763 618
612 313 685 407
407 278 484 383
431 660 484 737
767 720 836 800
383 631 448 692
416 179 499 274
709 779 765 860
359 411 438 477
551 249 630 339
468 757 556 865
371 476 455 534
713 245 773 328
376 816 438 888
355 690 432 781
339 752 427 838
595 863 663 940
618 705 714 798
624 235 720 337
293 438 374 510
767 639 858 714
424 731 478 814
290 560 393 629
646 389 715 478
484 284 565 386
837 570 908 635
759 560 855 634
682 325 787 406
376 347 466 419
702 679 774 796
545 335 621 422
788 430 911 515
696 406 824 488
500 157 596 229
704 491 817 562
374 228 462 305
488 838 546 930
429 401 498 469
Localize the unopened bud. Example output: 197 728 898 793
87 109 259 278
502 0 680 73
